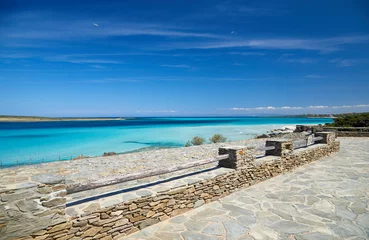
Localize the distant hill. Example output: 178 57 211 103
0 115 127 122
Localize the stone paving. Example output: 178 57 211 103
122 138 369 240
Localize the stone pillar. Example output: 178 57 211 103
315 132 336 144
265 139 294 157
306 134 315 146
218 146 256 169
0 174 67 240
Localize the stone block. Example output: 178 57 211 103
315 132 336 144
31 174 65 185
218 146 256 169
306 134 314 146
266 139 294 157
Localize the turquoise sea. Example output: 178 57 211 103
0 117 332 167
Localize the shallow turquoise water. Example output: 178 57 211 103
0 117 332 167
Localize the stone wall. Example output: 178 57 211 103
295 125 369 137
0 175 67 240
5 134 340 240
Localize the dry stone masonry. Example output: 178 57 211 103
1 132 340 240
0 175 67 240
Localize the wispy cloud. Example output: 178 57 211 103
228 51 266 56
167 35 369 52
279 57 319 64
330 58 369 67
216 2 282 16
231 104 369 111
161 64 191 68
90 65 106 69
1 12 223 41
305 74 326 79
66 76 278 84
45 56 123 64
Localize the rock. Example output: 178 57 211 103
81 226 102 237
139 219 160 229
270 221 311 234
256 134 270 139
129 203 137 211
15 199 40 212
171 208 189 217
72 221 87 227
202 222 224 236
136 190 152 197
146 211 155 218
181 231 216 240
155 232 182 240
194 200 205 208
83 203 101 213
31 174 64 185
167 199 176 206
103 152 117 156
48 222 72 234
114 219 129 227
223 219 249 239
41 197 66 207
72 155 89 160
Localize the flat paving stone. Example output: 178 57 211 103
121 138 369 240
202 222 224 236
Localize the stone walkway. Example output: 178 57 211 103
122 138 369 240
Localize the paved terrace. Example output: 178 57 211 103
122 138 369 240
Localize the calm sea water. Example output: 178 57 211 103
0 117 332 167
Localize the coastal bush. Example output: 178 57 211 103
185 141 192 147
191 136 206 145
326 112 369 127
209 134 227 143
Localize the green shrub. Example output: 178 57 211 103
209 134 227 143
191 136 206 145
327 112 369 127
185 141 192 147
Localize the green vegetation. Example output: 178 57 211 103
185 133 227 147
185 141 192 147
326 112 369 127
191 136 206 145
209 134 227 143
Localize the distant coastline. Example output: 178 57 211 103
0 115 126 122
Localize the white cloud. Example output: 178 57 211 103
168 35 369 52
231 104 369 111
308 106 328 109
330 58 369 67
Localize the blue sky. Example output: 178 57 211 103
1 0 369 116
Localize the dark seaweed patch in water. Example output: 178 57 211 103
123 141 183 147
0 134 56 139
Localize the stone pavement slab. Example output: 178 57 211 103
122 138 369 240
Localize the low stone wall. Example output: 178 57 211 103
335 132 369 137
295 125 369 137
0 175 67 240
4 133 340 240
